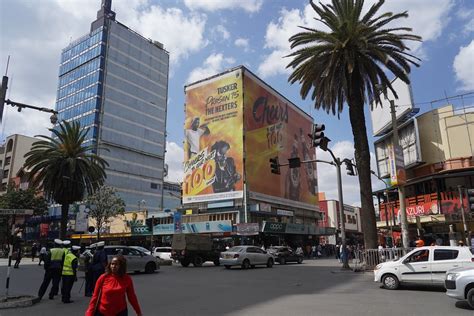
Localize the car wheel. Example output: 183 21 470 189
193 256 203 267
225 265 231 269
181 260 190 267
241 259 250 270
213 259 220 266
145 262 156 274
279 257 286 265
297 257 303 264
467 287 474 309
267 258 274 268
382 274 399 290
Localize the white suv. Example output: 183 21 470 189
446 267 474 309
374 246 474 290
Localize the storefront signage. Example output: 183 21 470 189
259 203 272 212
0 209 33 215
174 212 182 233
131 225 151 236
277 209 294 217
262 221 286 233
236 223 260 236
285 223 305 234
154 224 174 235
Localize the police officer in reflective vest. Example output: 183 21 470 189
38 239 65 300
61 245 79 303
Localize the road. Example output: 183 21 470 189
0 258 472 316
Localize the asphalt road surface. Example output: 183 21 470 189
0 258 472 316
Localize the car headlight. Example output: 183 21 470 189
375 264 383 270
446 273 459 281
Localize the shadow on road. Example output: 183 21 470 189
397 284 446 293
455 301 474 311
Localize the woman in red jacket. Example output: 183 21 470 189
86 255 142 316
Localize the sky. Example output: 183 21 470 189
1 0 473 207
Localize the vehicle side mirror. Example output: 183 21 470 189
402 258 409 264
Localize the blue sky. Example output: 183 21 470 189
1 0 473 205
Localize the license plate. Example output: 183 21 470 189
225 254 233 259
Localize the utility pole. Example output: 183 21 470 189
457 186 470 246
390 100 409 252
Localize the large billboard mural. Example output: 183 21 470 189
183 69 244 204
244 71 318 209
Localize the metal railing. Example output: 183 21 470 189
353 248 415 271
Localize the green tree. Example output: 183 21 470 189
86 185 125 241
0 185 48 215
24 121 108 239
287 0 421 248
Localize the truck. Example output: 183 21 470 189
171 234 222 267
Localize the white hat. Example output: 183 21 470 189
62 240 71 246
72 245 81 251
54 239 63 245
97 241 105 247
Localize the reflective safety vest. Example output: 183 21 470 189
50 248 64 261
62 252 77 276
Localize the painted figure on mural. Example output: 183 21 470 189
211 141 241 193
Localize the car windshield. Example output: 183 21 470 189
155 248 171 253
131 246 150 254
227 246 245 252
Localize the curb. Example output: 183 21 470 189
0 295 39 309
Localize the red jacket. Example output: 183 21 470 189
86 273 142 316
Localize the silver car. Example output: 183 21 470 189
104 246 159 274
446 267 474 309
220 246 274 269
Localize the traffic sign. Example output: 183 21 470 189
0 209 34 216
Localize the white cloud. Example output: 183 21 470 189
165 141 184 183
259 0 455 78
0 0 209 140
456 6 474 36
315 141 382 206
234 37 250 52
184 0 263 13
215 25 230 40
186 53 235 84
453 40 474 91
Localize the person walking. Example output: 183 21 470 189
39 245 47 266
38 239 65 300
91 241 108 291
13 245 23 268
61 245 80 303
86 256 142 316
31 243 38 262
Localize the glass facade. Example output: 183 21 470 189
54 16 169 213
55 27 106 147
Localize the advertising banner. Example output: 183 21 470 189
388 144 406 186
244 72 318 209
131 225 151 236
236 223 260 236
183 69 244 204
154 220 232 235
174 212 182 233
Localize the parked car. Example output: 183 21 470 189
374 246 474 290
445 267 474 309
130 246 152 256
153 247 173 264
103 246 159 274
268 246 304 264
220 246 274 269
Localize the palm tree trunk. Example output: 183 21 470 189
60 203 69 239
348 99 378 250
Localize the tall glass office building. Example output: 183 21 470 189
54 0 169 214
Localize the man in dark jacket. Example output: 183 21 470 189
38 239 65 300
91 241 107 291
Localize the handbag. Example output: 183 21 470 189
94 275 106 316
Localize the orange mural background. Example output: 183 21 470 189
244 73 319 206
183 69 244 203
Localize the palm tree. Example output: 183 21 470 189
24 121 108 239
287 0 421 249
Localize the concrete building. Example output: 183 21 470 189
319 200 363 245
0 134 37 193
374 103 474 246
54 0 169 214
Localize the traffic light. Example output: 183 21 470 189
310 124 325 148
468 189 474 212
269 156 280 174
288 157 301 168
343 159 356 176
